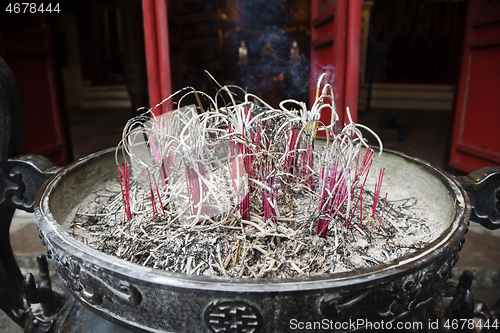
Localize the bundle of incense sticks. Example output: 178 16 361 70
116 73 385 239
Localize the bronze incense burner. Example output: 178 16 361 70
37 147 472 332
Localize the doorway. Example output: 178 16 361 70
359 0 467 170
55 0 149 160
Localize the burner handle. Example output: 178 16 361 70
456 166 500 230
0 56 64 330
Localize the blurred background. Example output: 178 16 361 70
0 0 499 330
0 0 497 173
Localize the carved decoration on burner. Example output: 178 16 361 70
320 233 464 326
40 231 142 309
205 300 262 333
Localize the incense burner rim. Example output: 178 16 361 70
35 147 469 292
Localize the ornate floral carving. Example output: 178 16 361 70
43 238 141 309
320 233 464 327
